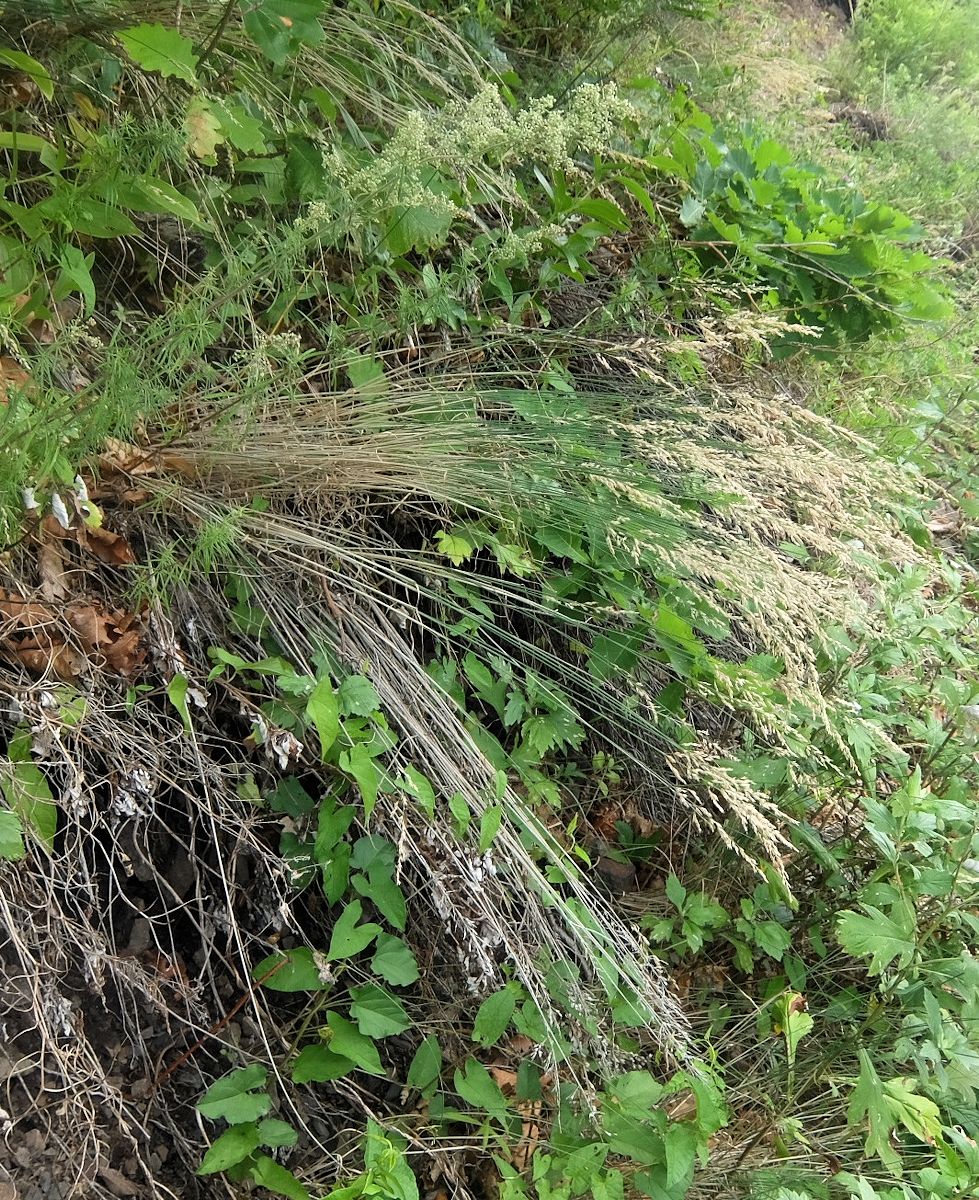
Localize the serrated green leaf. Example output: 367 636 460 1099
338 675 380 717
837 902 916 975
118 23 198 83
213 99 268 154
679 195 706 228
665 873 686 910
847 1050 902 1174
241 0 327 63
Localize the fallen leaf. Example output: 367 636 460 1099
185 97 223 162
0 356 29 401
926 502 962 536
665 1089 698 1122
488 1066 518 1094
79 525 136 566
99 438 157 477
37 541 67 602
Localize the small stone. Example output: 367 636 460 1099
98 1167 138 1198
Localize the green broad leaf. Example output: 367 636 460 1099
0 810 24 860
118 24 198 83
346 355 387 394
588 629 642 681
665 873 686 910
197 1122 261 1175
213 100 268 155
679 196 706 228
306 676 339 759
291 1045 354 1084
257 1119 297 1149
836 902 916 975
1 744 56 850
400 765 436 819
881 1077 942 1146
434 530 473 566
268 777 316 818
54 244 96 315
352 867 406 930
454 1059 509 1123
339 744 380 820
326 1012 384 1075
0 48 53 98
0 129 59 170
847 1049 901 1173
479 805 503 853
338 675 380 717
406 1035 442 1094
251 947 331 992
753 920 792 961
448 791 470 835
383 204 453 256
241 0 327 63
250 1156 311 1200
327 899 381 961
69 196 139 238
371 934 419 987
574 197 630 232
198 1065 270 1124
350 984 410 1037
664 1121 700 1191
167 673 193 731
118 177 202 225
472 985 518 1048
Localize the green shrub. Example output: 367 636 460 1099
660 102 953 351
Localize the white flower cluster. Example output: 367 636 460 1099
296 82 634 238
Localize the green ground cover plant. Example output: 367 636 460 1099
2 3 979 1200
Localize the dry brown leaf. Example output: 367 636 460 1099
0 590 56 630
11 638 86 681
38 540 67 602
102 627 143 675
665 1089 698 1122
488 1066 518 1094
79 525 137 566
926 502 962 536
0 355 29 401
99 438 158 477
